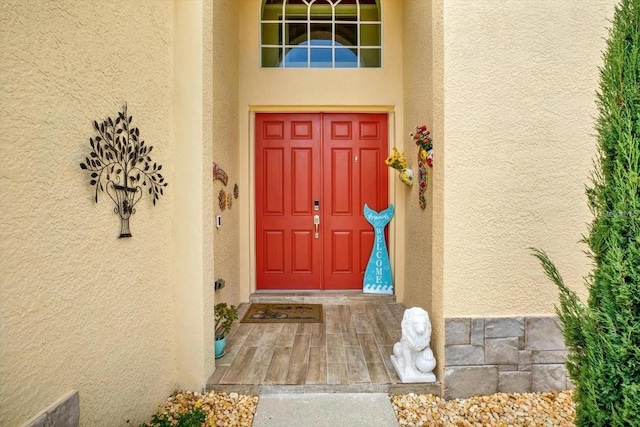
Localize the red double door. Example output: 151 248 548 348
255 113 388 291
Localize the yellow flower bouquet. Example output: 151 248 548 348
385 147 413 186
385 147 407 171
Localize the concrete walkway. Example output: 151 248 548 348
252 393 398 427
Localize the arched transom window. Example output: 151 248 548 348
261 0 382 68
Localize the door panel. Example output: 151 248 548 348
256 113 388 291
256 114 322 290
263 148 284 214
359 230 375 272
322 113 388 290
330 148 353 213
292 149 313 213
264 231 284 272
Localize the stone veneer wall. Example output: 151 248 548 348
22 391 79 427
444 316 572 399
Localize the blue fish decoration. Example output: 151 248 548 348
363 204 394 294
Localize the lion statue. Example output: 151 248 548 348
390 307 436 383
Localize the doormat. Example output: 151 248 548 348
240 303 323 323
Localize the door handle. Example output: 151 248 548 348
313 215 320 239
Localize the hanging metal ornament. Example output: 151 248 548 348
213 162 228 186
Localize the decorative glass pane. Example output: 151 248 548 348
310 0 332 20
286 23 307 45
335 1 357 21
262 1 282 21
285 3 307 21
310 48 332 68
262 23 281 46
335 23 357 47
335 48 358 68
284 46 308 67
260 0 381 68
360 24 380 47
287 14 308 21
310 23 333 43
360 48 381 67
360 2 380 22
262 47 282 67
309 39 332 47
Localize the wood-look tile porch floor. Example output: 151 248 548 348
207 293 440 395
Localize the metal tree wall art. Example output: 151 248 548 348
79 104 168 238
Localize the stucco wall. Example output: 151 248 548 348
402 0 445 387
442 0 617 317
403 0 434 311
202 0 217 385
173 0 216 390
212 0 241 307
0 1 176 426
237 0 406 301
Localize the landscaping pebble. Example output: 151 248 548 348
392 390 575 426
146 389 575 426
142 390 258 427
211 391 257 427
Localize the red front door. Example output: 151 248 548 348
256 113 388 290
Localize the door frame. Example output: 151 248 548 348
245 106 400 295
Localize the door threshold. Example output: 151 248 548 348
249 292 396 305
254 289 363 293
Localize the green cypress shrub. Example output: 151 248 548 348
531 0 640 425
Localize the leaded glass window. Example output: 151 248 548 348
261 0 382 68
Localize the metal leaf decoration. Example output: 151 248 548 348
79 104 169 237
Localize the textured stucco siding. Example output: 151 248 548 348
0 1 176 426
212 0 241 307
402 0 445 389
402 0 434 323
442 0 617 317
172 0 217 392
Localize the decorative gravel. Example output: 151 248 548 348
392 390 575 426
211 392 257 427
146 389 574 426
142 390 258 427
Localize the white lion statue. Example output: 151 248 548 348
390 307 436 383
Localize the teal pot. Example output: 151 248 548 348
214 334 226 359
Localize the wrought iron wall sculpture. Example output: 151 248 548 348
80 104 168 238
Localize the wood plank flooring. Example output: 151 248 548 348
207 295 440 394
